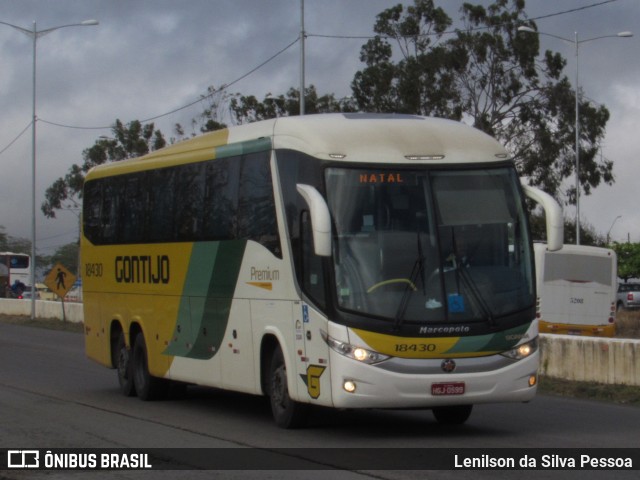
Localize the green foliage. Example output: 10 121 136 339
611 242 640 281
0 227 31 254
192 86 230 134
42 120 166 219
42 242 80 276
528 211 604 246
230 85 357 124
351 0 613 203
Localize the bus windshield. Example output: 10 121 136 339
325 167 534 324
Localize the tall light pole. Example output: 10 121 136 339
517 26 632 245
0 19 99 319
606 215 622 244
300 0 306 115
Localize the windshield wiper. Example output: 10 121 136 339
393 231 426 331
456 264 496 327
448 230 495 327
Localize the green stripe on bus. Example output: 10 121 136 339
164 240 247 360
444 323 531 355
214 138 272 160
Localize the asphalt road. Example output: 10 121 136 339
1 322 639 480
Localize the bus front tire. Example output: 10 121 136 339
432 405 473 425
268 346 308 429
132 333 168 401
116 332 135 397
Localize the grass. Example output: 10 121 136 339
1 312 639 407
0 314 84 333
615 310 640 339
538 376 640 407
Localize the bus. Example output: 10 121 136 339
534 243 617 337
0 252 32 286
81 113 563 427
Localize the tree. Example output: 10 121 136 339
189 85 231 134
42 242 80 276
612 242 640 282
0 227 7 251
229 85 357 124
42 120 166 219
352 1 461 118
528 212 603 246
0 227 31 254
351 0 613 204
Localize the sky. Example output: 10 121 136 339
0 0 638 257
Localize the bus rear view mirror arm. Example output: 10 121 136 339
520 183 564 252
296 184 332 257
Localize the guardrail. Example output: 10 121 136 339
0 298 83 323
1 299 638 386
539 334 640 386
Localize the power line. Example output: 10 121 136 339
37 36 300 131
0 120 32 157
1 0 623 140
307 0 621 40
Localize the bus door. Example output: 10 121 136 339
291 210 332 405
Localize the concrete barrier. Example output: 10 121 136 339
0 298 83 324
1 299 638 386
539 334 640 386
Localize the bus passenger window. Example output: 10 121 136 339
238 153 281 257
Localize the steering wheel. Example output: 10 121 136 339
367 278 417 294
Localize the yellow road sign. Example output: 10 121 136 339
44 263 77 299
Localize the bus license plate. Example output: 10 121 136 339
431 382 465 396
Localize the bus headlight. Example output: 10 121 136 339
500 338 538 360
321 331 390 365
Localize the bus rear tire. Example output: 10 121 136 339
132 333 168 401
432 405 473 425
268 346 308 429
116 332 135 397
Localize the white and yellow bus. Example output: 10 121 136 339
82 113 563 427
534 243 617 337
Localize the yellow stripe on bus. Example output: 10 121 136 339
351 328 460 359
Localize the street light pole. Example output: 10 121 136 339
300 0 306 115
607 215 622 244
517 26 632 245
31 22 37 321
0 18 98 319
574 31 580 245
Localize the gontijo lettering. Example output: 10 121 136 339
115 255 169 284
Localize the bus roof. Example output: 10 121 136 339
86 113 510 179
533 243 615 258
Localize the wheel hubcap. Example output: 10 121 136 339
118 349 129 379
272 366 287 408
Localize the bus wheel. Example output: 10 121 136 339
116 332 135 397
132 333 168 401
432 405 473 425
268 346 308 429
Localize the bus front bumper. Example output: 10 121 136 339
328 350 539 410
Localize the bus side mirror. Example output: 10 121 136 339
296 184 332 257
521 183 564 252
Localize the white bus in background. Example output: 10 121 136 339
534 243 617 337
0 252 32 286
